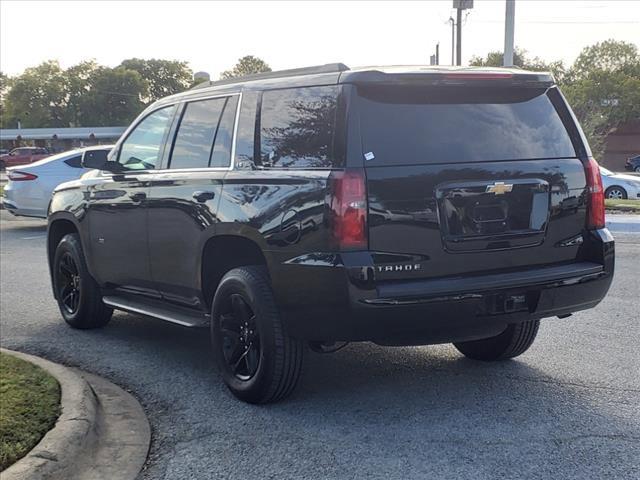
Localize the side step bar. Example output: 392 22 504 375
102 296 210 328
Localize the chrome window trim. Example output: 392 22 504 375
229 91 243 172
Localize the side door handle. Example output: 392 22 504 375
192 191 215 203
129 192 147 203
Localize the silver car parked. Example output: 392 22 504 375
600 166 640 200
2 145 114 218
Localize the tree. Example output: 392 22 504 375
562 40 640 158
220 55 271 80
0 71 10 127
567 39 639 83
79 67 147 126
469 47 566 83
63 60 102 126
120 58 192 103
3 61 68 128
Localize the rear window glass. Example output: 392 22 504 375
210 96 238 168
63 155 82 168
170 97 228 169
259 86 339 168
234 91 259 167
357 87 575 166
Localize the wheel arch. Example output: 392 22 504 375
47 213 82 298
200 234 270 308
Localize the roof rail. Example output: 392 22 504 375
190 63 350 90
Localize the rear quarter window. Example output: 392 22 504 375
357 86 576 166
63 155 83 168
259 86 339 169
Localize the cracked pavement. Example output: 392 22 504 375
1 210 638 480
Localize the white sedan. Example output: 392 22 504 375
600 167 640 201
2 145 114 218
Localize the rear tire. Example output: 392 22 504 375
453 320 540 361
211 266 303 404
635 166 640 173
53 233 112 329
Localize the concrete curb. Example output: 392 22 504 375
1 349 150 480
1 348 98 480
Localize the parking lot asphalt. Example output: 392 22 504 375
1 209 638 480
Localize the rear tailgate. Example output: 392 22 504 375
356 84 588 280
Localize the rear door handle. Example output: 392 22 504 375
192 191 215 203
129 192 147 203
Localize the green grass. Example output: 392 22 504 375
0 353 60 471
605 199 640 212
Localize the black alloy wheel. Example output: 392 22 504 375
53 233 113 329
56 252 81 315
211 266 303 404
220 293 261 380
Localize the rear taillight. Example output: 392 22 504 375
328 169 368 250
8 171 38 181
584 157 605 229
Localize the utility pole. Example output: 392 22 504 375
449 17 455 65
504 0 516 66
453 1 474 66
456 6 462 66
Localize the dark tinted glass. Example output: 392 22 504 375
210 96 238 168
357 87 576 166
170 97 227 169
234 91 259 168
260 86 338 168
63 155 82 168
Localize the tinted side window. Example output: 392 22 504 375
209 96 238 168
170 97 234 169
234 91 259 168
63 155 83 168
118 105 176 171
260 86 338 168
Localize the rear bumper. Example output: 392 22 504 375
273 229 614 344
2 186 48 218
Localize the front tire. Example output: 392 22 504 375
211 266 303 404
605 186 628 200
53 233 112 329
453 319 540 361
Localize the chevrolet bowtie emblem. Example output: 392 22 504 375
486 182 514 195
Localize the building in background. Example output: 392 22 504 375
0 126 126 153
602 120 640 171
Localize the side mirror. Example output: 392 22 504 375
82 150 113 171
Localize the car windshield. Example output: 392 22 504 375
600 166 614 176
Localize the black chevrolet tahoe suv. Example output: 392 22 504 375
47 64 614 403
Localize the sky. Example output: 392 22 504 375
1 0 639 78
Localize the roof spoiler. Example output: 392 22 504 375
342 70 554 88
